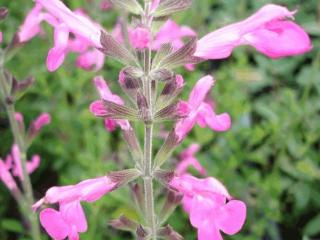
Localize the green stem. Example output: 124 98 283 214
0 52 41 240
141 1 157 238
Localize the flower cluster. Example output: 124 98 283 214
15 0 311 239
0 113 50 198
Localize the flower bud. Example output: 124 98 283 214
0 7 8 20
157 225 183 240
109 215 139 232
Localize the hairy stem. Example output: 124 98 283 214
141 1 157 238
0 52 41 240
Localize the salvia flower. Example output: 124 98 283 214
19 0 104 71
40 200 87 240
33 176 116 208
195 4 312 60
0 144 40 193
90 76 131 131
175 76 231 141
170 175 246 240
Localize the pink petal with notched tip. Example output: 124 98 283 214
198 103 231 132
47 23 69 72
40 208 69 240
217 200 247 235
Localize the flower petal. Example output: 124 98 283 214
40 208 69 240
216 200 247 235
60 201 87 233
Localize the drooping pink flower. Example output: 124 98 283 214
33 176 116 210
10 144 41 181
18 4 51 43
175 76 231 141
170 175 246 240
40 201 87 240
32 113 51 132
176 144 207 176
23 0 104 71
195 4 312 60
129 27 151 50
0 159 18 191
153 19 196 50
90 76 131 131
28 112 51 141
0 32 3 43
35 0 101 47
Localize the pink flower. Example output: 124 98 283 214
195 4 312 60
0 144 41 193
175 76 231 141
35 0 101 47
40 201 87 240
11 144 41 181
28 112 51 141
27 0 104 71
33 176 116 209
18 4 49 43
0 32 3 43
0 159 18 191
90 76 131 131
32 113 51 132
129 27 151 50
170 175 246 240
176 144 207 176
153 19 196 50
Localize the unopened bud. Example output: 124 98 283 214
154 131 180 168
136 225 149 240
150 69 174 82
154 169 175 186
0 7 8 20
157 225 183 240
109 215 139 232
122 130 143 167
108 168 141 188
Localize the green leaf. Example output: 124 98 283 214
1 219 24 234
304 214 320 236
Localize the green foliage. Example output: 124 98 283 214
0 0 319 239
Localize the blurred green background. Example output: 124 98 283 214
0 0 319 239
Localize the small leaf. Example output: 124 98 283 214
99 31 138 66
109 0 143 15
1 219 24 234
304 214 320 236
153 0 192 17
156 37 202 70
